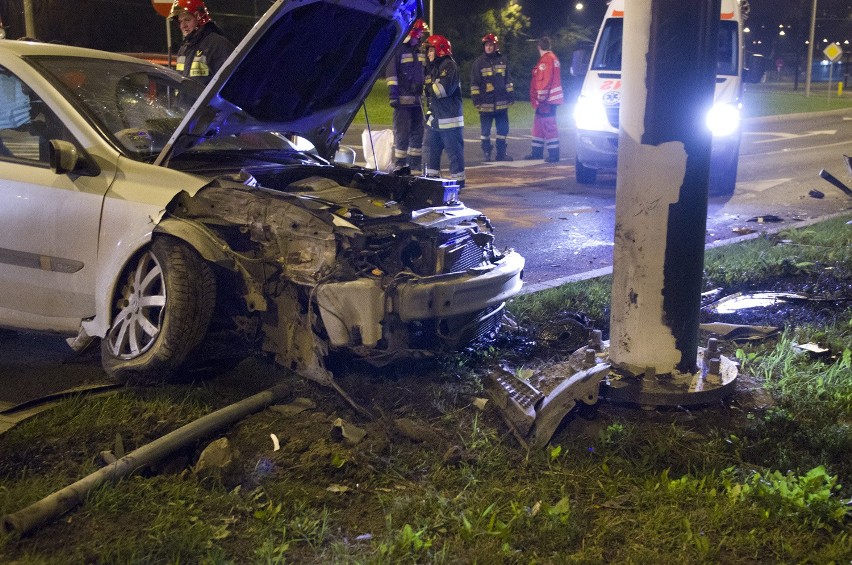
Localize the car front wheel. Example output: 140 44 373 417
101 237 216 384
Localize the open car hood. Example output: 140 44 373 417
157 0 419 164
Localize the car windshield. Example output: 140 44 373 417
591 19 739 76
30 56 299 161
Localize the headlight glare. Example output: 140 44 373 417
574 96 611 131
705 103 740 137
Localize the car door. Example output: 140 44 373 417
0 66 112 332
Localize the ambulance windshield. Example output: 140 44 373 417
591 19 738 76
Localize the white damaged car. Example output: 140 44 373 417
0 0 524 385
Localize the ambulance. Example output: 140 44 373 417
573 0 758 194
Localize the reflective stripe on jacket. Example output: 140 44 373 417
425 56 464 129
470 51 514 113
175 24 234 85
386 44 426 107
529 50 563 109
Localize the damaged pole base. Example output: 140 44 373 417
605 344 738 407
487 336 738 449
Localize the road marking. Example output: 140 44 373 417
468 161 571 170
745 139 852 157
464 134 531 143
736 178 791 192
747 130 837 144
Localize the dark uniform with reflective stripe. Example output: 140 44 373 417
470 50 514 161
424 55 465 183
386 42 425 172
175 23 234 85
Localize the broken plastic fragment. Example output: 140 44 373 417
791 342 830 355
331 418 367 446
270 433 280 451
747 215 783 223
699 322 779 341
270 397 316 416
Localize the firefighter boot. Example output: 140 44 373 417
545 147 560 163
481 140 493 162
523 146 544 160
495 139 513 162
392 157 410 175
410 156 422 176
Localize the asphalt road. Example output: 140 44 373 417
2 108 850 413
343 107 852 289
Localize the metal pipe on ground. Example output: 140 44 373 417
2 383 290 537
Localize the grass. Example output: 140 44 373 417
742 81 852 118
351 79 852 132
352 80 537 129
1 214 851 562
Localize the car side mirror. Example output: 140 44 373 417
49 139 98 176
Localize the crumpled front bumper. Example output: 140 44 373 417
393 251 525 321
315 251 525 348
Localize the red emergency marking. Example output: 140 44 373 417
721 11 734 19
600 80 622 90
613 10 624 17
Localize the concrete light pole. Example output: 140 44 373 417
805 0 817 96
607 0 737 404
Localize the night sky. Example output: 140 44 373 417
0 0 846 56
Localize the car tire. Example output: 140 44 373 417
101 237 216 385
575 155 597 184
710 153 738 197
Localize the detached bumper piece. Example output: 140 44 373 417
487 350 611 449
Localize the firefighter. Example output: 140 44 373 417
386 19 428 174
471 33 514 162
170 0 235 85
525 36 563 163
424 35 465 186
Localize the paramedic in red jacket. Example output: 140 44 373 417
525 36 563 163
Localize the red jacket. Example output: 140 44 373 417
529 50 563 110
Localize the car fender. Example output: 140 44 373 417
154 217 269 314
81 159 212 338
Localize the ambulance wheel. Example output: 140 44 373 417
710 154 738 197
575 156 597 184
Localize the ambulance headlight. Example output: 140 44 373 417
705 103 740 137
574 96 611 131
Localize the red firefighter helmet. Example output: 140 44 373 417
169 0 211 26
406 19 429 43
481 33 498 45
426 35 452 57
